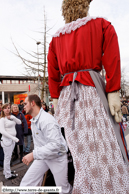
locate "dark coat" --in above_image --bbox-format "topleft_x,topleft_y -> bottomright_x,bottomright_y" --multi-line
18,104 -> 24,111
0,146 -> 4,167
11,112 -> 28,145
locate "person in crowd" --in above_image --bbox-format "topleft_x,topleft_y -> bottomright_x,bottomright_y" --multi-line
20,94 -> 72,194
122,103 -> 129,121
11,104 -> 28,163
122,97 -> 128,104
18,100 -> 24,112
42,102 -> 49,112
0,103 -> 21,179
50,103 -> 54,115
0,143 -> 4,168
23,111 -> 32,155
48,0 -> 129,193
41,99 -> 44,104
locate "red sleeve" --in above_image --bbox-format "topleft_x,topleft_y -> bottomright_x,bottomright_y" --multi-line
25,115 -> 32,129
102,19 -> 121,93
48,41 -> 62,98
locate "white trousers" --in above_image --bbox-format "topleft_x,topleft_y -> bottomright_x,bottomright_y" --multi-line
1,141 -> 15,178
20,154 -> 72,194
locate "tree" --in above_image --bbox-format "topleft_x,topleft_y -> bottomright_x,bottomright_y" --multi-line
12,9 -> 51,101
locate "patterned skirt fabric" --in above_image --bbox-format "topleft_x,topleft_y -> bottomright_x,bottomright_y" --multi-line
54,84 -> 129,194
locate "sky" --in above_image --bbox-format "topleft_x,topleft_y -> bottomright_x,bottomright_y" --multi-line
0,0 -> 129,77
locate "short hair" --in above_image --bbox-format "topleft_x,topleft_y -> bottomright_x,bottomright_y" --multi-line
28,94 -> 41,108
20,100 -> 23,103
11,104 -> 19,112
1,103 -> 10,117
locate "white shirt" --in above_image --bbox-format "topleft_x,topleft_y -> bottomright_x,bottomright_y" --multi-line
0,115 -> 21,143
31,108 -> 68,160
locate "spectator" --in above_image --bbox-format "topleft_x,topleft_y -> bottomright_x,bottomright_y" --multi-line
0,143 -> 4,167
42,102 -> 49,112
122,103 -> 128,121
18,100 -> 24,112
0,103 -> 21,179
23,112 -> 32,154
11,104 -> 28,163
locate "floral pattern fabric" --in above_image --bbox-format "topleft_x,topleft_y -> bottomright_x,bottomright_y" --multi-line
54,84 -> 129,194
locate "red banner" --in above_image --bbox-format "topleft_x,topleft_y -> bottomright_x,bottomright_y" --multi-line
14,93 -> 28,104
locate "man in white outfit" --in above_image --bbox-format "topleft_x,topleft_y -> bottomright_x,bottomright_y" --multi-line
20,94 -> 72,194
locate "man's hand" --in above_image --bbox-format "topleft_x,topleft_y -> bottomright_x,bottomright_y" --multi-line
22,152 -> 34,165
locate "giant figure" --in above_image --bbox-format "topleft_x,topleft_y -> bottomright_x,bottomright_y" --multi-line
48,0 -> 129,193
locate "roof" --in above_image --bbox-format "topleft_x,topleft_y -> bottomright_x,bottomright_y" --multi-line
0,75 -> 37,81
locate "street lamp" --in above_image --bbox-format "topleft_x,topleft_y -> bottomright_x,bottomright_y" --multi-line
36,42 -> 41,98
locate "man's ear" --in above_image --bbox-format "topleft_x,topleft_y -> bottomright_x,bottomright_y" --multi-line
31,100 -> 35,107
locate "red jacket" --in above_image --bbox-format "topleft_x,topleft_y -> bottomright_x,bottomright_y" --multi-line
48,17 -> 121,98
24,114 -> 32,129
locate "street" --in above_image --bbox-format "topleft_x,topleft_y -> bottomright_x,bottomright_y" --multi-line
0,127 -> 129,194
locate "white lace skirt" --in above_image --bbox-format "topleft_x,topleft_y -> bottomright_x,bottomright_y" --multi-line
54,84 -> 129,194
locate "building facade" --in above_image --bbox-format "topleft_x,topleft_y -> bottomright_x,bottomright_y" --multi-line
0,76 -> 49,104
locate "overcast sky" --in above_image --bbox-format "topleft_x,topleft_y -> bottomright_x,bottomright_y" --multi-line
0,0 -> 129,76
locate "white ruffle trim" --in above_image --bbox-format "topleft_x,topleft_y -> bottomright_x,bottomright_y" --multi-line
53,16 -> 98,37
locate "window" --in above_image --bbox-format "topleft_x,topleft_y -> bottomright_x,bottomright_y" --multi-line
12,80 -> 19,84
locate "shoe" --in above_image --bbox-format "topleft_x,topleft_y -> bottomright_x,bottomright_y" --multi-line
6,174 -> 18,180
3,171 -> 16,176
11,171 -> 16,174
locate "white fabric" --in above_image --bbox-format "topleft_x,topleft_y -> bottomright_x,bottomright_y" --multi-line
53,16 -> 98,37
0,115 -> 21,143
31,108 -> 68,160
1,141 -> 15,179
20,154 -> 72,194
55,84 -> 129,194
108,92 -> 122,123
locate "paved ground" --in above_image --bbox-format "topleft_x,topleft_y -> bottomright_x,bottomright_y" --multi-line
0,138 -> 57,194
0,137 -> 34,194
0,127 -> 129,194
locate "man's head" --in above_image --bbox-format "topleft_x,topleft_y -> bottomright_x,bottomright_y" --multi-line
24,94 -> 41,117
20,100 -> 24,105
42,102 -> 46,110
